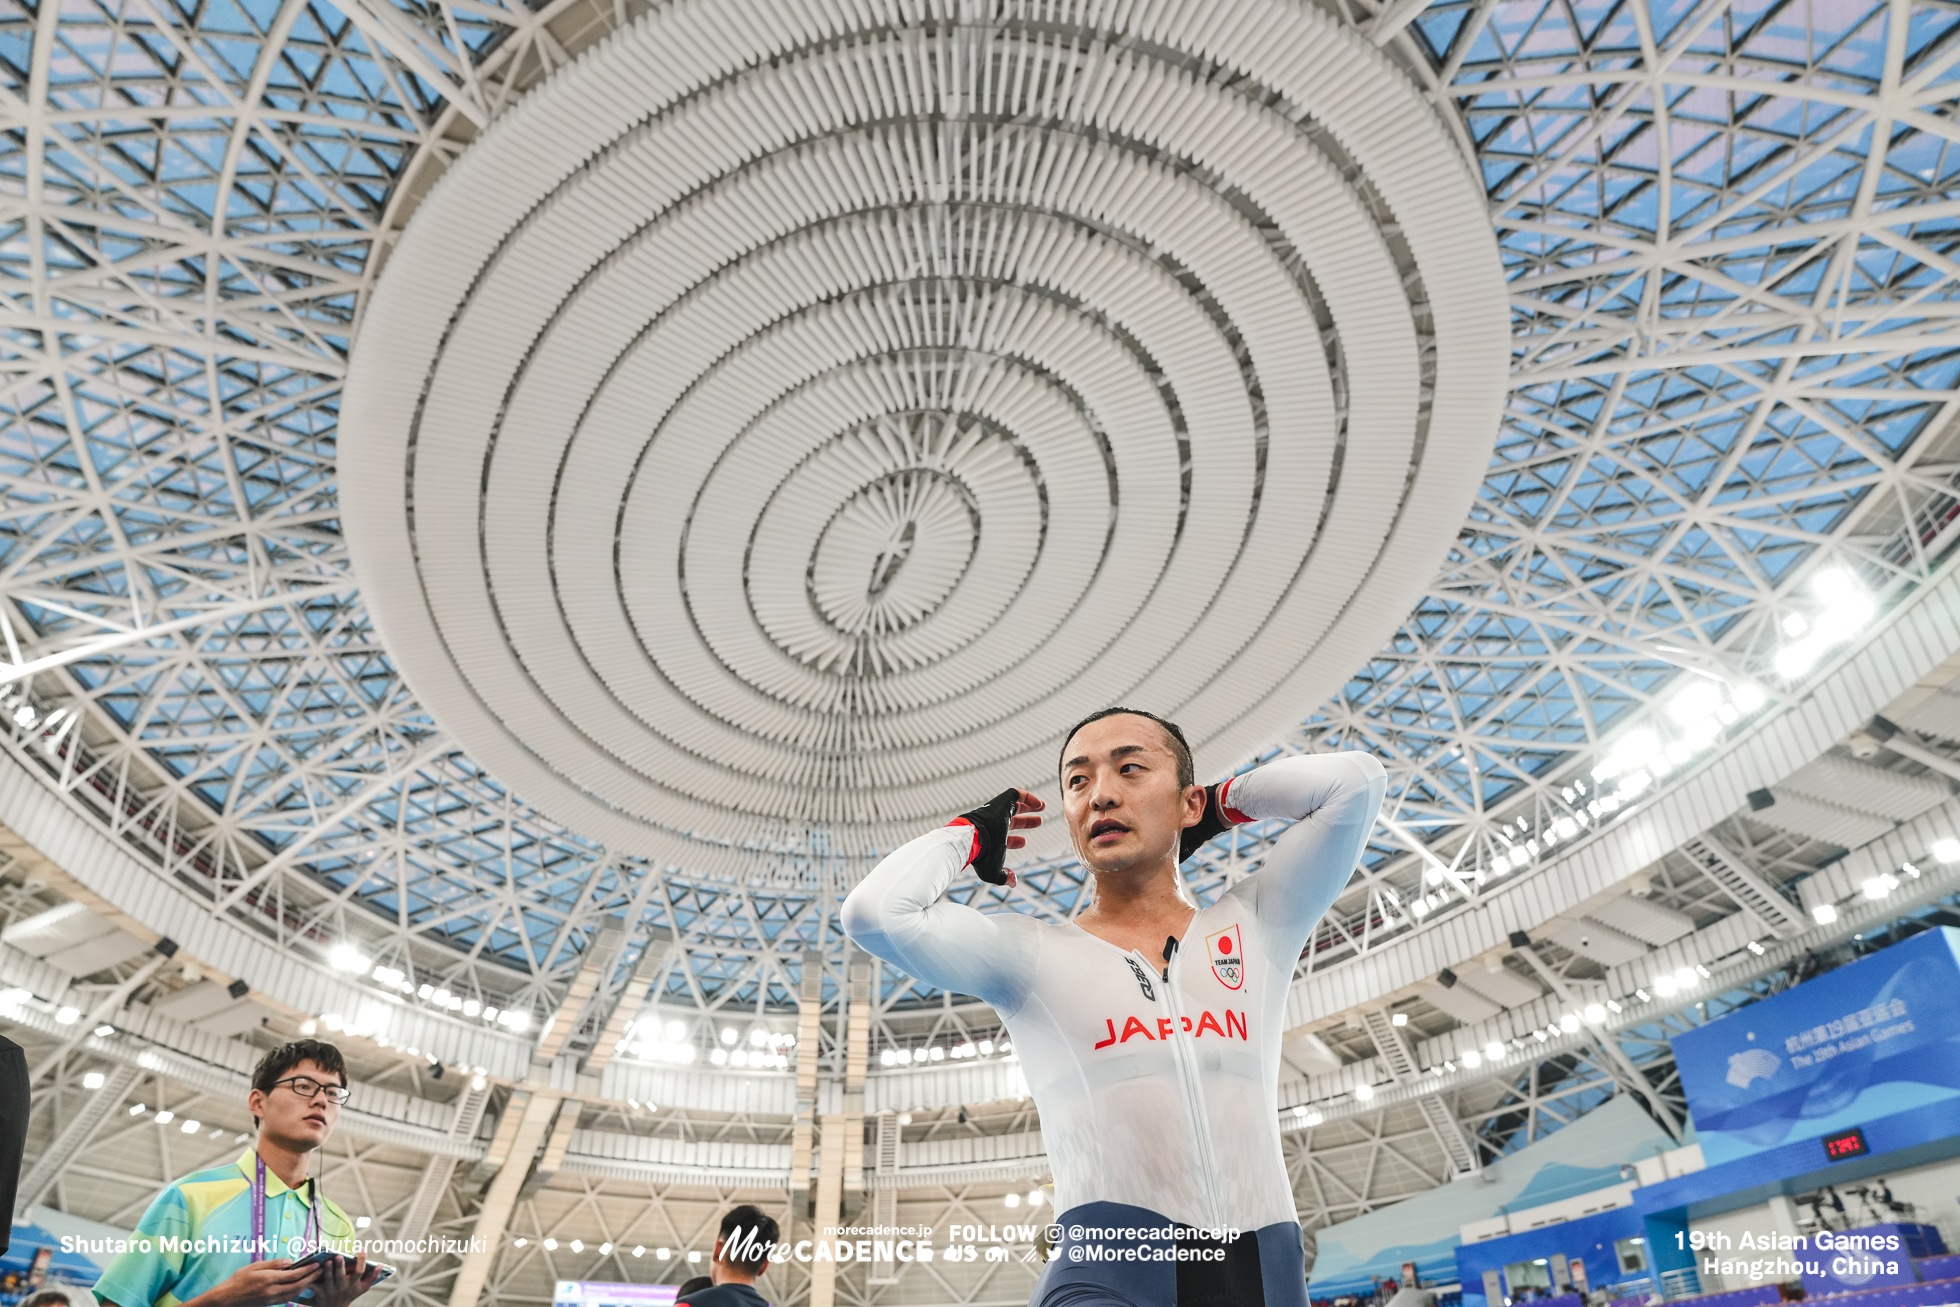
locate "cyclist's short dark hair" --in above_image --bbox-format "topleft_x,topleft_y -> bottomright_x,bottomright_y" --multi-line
249,1039 -> 346,1125
1059,707 -> 1194,789
717,1204 -> 780,1275
24,1291 -> 72,1307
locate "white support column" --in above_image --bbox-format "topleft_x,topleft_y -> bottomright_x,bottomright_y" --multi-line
535,920 -> 623,1064
583,930 -> 674,1076
449,1090 -> 562,1307
866,1111 -> 901,1286
790,949 -> 822,1240
517,1099 -> 580,1198
393,1080 -> 491,1257
810,1116 -> 846,1307
842,950 -> 868,1218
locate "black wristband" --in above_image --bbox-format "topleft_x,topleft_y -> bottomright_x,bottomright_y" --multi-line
956,788 -> 1022,885
1179,783 -> 1233,864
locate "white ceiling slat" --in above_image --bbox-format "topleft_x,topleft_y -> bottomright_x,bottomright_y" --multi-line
1780,754 -> 1951,823
1585,895 -> 1697,947
1,902 -> 110,958
1757,790 -> 1898,850
1455,963 -> 1541,1009
1422,979 -> 1501,1025
1904,688 -> 1960,742
1549,918 -> 1647,969
41,931 -> 148,977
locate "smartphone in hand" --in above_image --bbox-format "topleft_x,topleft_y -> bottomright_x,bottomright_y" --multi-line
287,1249 -> 397,1296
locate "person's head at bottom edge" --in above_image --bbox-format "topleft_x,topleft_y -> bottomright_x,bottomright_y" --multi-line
709,1204 -> 779,1286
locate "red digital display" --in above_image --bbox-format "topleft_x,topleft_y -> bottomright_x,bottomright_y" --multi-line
1823,1127 -> 1869,1161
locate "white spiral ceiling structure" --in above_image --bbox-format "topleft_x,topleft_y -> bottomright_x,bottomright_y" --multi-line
340,0 -> 1510,876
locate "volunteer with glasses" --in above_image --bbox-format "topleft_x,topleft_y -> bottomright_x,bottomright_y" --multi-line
96,1040 -> 383,1307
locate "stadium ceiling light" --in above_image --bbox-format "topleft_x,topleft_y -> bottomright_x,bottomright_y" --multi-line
1933,839 -> 1960,864
1667,683 -> 1722,727
1813,903 -> 1841,925
329,945 -> 371,975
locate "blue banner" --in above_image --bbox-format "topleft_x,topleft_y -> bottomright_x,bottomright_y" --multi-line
1672,928 -> 1960,1165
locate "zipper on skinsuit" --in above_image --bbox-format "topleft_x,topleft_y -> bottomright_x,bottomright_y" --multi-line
1135,944 -> 1228,1231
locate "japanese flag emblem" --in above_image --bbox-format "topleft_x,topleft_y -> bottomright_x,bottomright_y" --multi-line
1207,924 -> 1244,990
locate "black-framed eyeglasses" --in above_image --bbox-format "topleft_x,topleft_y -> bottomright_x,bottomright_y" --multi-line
272,1075 -> 349,1105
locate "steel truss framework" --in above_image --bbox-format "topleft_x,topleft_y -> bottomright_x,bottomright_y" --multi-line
20,855 -> 1958,1307
0,0 -> 1956,1025
2,947 -> 1748,1307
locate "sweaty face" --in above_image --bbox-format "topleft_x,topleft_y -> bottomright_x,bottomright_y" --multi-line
1059,715 -> 1202,875
249,1058 -> 342,1153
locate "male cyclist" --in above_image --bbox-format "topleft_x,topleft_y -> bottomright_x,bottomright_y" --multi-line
842,707 -> 1385,1306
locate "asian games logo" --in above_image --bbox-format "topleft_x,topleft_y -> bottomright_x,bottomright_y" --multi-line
1726,1046 -> 1780,1089
1207,924 -> 1244,990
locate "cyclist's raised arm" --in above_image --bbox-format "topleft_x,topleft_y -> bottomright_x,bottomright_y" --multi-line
842,825 -> 1039,1015
1218,752 -> 1387,958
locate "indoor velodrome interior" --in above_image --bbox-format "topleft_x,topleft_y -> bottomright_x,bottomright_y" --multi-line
2,1 -> 1960,1306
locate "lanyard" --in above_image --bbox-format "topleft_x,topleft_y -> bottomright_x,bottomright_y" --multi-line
251,1155 -> 321,1262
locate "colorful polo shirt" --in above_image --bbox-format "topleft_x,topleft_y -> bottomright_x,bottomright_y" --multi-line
94,1149 -> 355,1307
